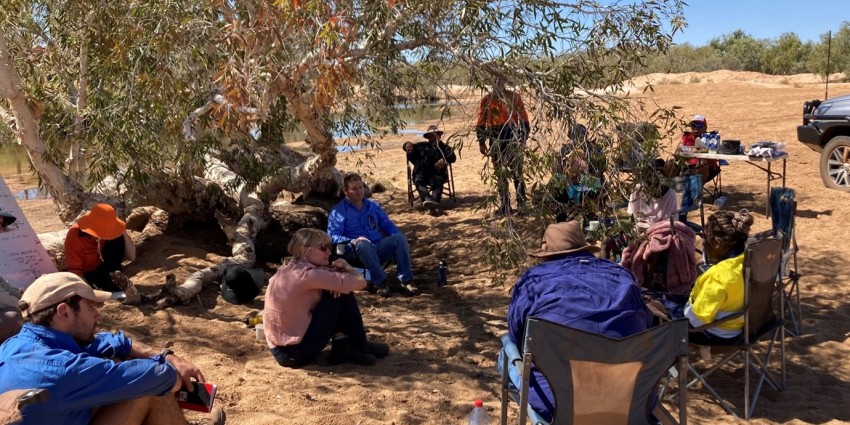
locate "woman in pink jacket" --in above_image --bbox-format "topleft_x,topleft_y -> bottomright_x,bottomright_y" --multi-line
264,228 -> 389,367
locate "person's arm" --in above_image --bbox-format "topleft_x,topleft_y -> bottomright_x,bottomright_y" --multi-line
125,338 -> 205,391
57,337 -> 179,411
441,142 -> 457,164
514,92 -> 530,124
64,230 -> 86,277
476,97 -> 490,155
371,203 -> 400,236
122,232 -> 136,262
685,277 -> 728,328
507,271 -> 533,344
297,263 -> 367,293
327,205 -> 349,244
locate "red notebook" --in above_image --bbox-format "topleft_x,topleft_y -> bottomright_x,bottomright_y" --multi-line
176,382 -> 217,413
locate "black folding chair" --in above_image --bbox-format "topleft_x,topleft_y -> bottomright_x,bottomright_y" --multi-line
684,237 -> 785,419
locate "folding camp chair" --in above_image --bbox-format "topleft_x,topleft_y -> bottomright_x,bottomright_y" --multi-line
499,318 -> 689,425
685,237 -> 785,419
769,187 -> 802,335
406,161 -> 456,208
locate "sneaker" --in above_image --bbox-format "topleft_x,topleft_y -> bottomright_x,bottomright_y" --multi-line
423,199 -> 439,210
329,347 -> 377,366
401,282 -> 421,296
363,341 -> 390,358
365,283 -> 379,294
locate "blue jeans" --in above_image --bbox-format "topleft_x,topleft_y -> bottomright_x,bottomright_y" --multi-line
352,233 -> 413,285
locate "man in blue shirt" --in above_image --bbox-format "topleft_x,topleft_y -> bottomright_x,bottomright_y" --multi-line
500,221 -> 653,423
328,172 -> 417,297
0,272 -> 224,425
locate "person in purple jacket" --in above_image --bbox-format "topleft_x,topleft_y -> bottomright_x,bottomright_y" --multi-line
0,272 -> 224,425
500,221 -> 653,423
327,172 -> 418,297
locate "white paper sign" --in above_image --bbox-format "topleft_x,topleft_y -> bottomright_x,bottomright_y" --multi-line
0,177 -> 58,289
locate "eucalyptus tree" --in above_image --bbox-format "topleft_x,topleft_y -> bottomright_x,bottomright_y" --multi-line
1,0 -> 685,283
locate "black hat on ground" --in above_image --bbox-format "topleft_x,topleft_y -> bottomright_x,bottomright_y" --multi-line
0,211 -> 16,226
220,265 -> 265,305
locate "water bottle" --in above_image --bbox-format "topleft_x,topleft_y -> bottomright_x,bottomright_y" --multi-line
437,259 -> 448,287
713,196 -> 727,208
468,400 -> 490,425
708,134 -> 717,154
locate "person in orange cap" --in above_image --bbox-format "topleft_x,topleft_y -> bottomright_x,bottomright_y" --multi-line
64,204 -> 136,294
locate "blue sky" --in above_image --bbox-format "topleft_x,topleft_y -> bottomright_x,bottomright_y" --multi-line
674,0 -> 850,46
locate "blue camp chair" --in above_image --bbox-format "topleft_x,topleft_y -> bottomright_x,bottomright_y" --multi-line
769,187 -> 801,335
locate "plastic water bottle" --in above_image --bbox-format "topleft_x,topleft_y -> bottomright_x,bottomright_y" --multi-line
713,196 -> 727,208
468,400 -> 490,425
708,134 -> 718,154
437,259 -> 448,287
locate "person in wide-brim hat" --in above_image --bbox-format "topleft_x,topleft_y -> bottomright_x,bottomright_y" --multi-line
422,125 -> 444,140
64,203 -> 137,293
529,220 -> 601,258
502,220 -> 653,422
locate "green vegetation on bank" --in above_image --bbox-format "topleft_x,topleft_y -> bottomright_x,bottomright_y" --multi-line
638,22 -> 850,79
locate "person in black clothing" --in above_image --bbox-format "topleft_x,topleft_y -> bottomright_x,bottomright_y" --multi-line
403,125 -> 457,215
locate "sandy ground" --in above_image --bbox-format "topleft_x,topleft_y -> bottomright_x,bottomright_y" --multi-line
8,72 -> 850,424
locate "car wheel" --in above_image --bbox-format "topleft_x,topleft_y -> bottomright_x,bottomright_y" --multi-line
819,136 -> 850,191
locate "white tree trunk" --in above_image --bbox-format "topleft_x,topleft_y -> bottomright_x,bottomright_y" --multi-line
0,32 -> 87,221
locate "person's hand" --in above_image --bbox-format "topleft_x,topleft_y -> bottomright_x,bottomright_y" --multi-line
166,355 -> 205,393
332,258 -> 353,272
435,158 -> 446,169
479,144 -> 488,156
332,258 -> 361,277
352,237 -> 369,246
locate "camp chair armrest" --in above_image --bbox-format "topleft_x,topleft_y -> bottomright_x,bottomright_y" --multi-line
689,311 -> 746,333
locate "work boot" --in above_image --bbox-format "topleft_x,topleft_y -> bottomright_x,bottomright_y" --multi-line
329,338 -> 376,366
363,341 -> 390,358
374,281 -> 391,298
110,271 -> 141,305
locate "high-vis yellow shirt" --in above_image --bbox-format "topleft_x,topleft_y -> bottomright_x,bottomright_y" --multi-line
684,254 -> 745,338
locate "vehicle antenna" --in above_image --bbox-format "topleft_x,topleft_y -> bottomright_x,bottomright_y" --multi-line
826,30 -> 832,100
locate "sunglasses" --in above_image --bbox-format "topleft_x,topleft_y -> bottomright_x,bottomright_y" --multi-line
689,121 -> 706,129
314,243 -> 331,253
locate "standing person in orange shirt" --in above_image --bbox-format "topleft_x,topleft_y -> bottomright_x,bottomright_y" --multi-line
476,77 -> 530,217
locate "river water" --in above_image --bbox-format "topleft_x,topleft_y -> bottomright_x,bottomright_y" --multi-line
0,103 -> 444,199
